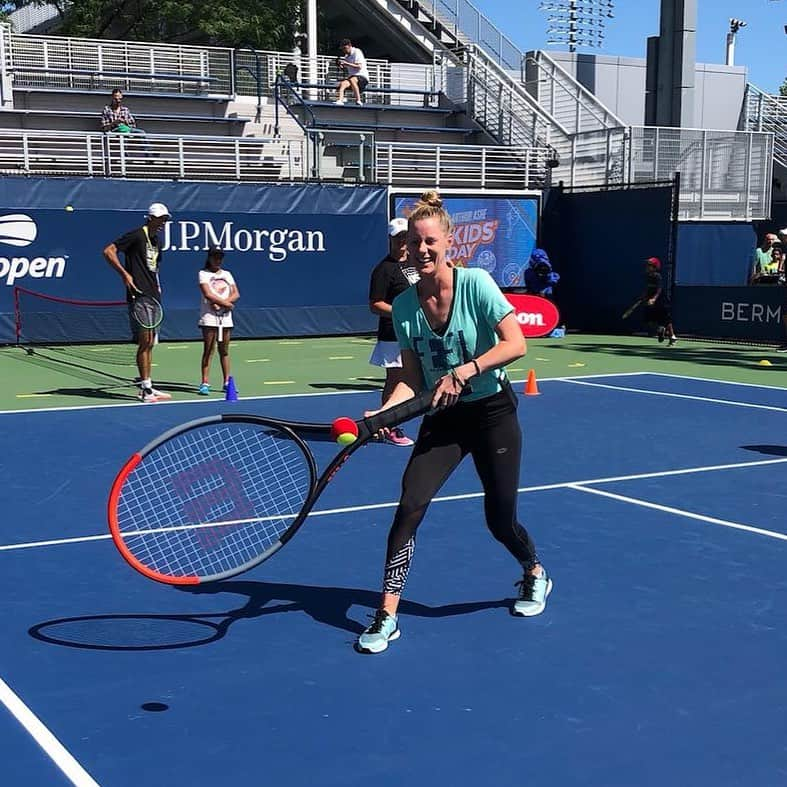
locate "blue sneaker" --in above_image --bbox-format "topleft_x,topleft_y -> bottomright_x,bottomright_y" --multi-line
198,382 -> 210,395
512,569 -> 552,617
356,609 -> 400,654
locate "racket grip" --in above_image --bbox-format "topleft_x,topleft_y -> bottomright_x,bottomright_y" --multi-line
364,390 -> 434,432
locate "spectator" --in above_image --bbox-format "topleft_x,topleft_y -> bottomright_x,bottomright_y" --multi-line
776,246 -> 787,353
368,217 -> 420,447
334,38 -> 369,106
101,88 -> 148,143
751,233 -> 779,284
523,248 -> 560,300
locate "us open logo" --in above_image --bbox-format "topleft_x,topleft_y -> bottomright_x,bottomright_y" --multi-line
0,214 -> 37,247
0,214 -> 67,285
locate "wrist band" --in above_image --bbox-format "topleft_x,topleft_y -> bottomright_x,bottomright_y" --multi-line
451,368 -> 466,388
471,358 -> 481,377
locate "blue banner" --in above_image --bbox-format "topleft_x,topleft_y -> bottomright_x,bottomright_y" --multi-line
675,223 -> 757,286
392,193 -> 539,287
0,180 -> 388,343
674,285 -> 785,342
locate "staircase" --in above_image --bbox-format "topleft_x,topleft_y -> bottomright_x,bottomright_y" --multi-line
743,84 -> 787,168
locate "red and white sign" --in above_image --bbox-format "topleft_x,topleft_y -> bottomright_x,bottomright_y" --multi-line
504,294 -> 560,338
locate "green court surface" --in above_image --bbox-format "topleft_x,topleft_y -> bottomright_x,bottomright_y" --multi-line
0,334 -> 785,412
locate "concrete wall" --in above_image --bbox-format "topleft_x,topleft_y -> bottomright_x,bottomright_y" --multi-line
544,52 -> 747,130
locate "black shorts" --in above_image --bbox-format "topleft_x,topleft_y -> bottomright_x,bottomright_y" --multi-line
347,75 -> 368,91
644,300 -> 672,325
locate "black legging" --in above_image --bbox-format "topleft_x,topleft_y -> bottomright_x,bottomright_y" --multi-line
382,389 -> 538,595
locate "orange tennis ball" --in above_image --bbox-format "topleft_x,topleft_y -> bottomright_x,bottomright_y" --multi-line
331,417 -> 358,445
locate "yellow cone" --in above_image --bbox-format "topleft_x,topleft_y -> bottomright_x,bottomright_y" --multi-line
758,359 -> 772,366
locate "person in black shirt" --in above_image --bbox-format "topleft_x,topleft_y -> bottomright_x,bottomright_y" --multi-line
642,256 -> 677,346
103,202 -> 172,402
368,217 -> 420,446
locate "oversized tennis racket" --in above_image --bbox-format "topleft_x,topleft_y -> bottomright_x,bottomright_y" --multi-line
208,277 -> 232,342
131,293 -> 164,329
621,298 -> 642,320
108,391 -> 433,585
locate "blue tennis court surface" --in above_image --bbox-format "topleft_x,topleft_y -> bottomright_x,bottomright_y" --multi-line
1,372 -> 786,787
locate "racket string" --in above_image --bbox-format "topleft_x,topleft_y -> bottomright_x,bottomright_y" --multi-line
117,423 -> 313,578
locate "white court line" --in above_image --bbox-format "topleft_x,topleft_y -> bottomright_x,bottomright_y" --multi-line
0,676 -> 100,787
0,371 -> 649,417
2,456 -> 786,553
569,484 -> 787,542
560,379 -> 787,413
645,371 -> 787,393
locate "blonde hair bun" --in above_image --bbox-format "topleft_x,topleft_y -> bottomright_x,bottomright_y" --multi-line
417,190 -> 443,210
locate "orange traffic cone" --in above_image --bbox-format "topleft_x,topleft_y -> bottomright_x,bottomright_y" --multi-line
524,368 -> 540,396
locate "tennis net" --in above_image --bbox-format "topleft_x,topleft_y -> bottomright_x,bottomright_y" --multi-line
14,286 -> 132,344
13,286 -> 136,365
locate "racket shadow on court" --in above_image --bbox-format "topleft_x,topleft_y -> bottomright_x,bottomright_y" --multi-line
741,444 -> 787,457
28,580 -> 509,651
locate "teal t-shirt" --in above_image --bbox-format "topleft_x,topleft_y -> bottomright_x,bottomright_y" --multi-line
392,267 -> 514,403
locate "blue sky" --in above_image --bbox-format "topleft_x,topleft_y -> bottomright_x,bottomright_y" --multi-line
472,0 -> 786,92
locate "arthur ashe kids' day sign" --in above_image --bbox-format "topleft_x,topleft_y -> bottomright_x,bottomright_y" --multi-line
393,194 -> 539,289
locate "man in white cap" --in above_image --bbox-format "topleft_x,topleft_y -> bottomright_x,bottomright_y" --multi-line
103,203 -> 172,403
368,217 -> 420,446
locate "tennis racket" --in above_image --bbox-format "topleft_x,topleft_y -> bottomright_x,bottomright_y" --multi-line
621,299 -> 642,320
131,293 -> 164,330
208,278 -> 231,342
107,391 -> 433,585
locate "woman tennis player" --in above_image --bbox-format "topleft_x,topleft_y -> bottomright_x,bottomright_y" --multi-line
197,246 -> 239,395
356,191 -> 551,654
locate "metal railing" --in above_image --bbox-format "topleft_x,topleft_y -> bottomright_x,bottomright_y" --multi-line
0,129 -> 306,181
0,129 -> 105,176
465,45 -> 563,150
7,32 -> 233,95
626,127 -> 773,220
376,141 -> 552,189
743,83 -> 786,167
308,128 -> 376,183
523,50 -> 624,134
416,0 -> 522,71
4,28 -> 440,105
552,126 -> 628,187
0,128 -> 550,190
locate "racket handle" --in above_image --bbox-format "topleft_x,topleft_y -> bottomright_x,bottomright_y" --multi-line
364,390 -> 434,432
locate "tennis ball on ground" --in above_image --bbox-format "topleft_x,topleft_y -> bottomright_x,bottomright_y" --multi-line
64,205 -> 74,212
331,416 -> 358,445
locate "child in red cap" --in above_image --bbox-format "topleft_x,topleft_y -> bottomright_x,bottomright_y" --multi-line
642,257 -> 677,346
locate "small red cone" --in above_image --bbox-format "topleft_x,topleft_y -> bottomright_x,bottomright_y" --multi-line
524,369 -> 540,396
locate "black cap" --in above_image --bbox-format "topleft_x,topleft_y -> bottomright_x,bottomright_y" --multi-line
207,245 -> 224,258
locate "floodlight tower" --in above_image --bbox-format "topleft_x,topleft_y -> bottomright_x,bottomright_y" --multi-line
725,18 -> 746,66
539,0 -> 615,52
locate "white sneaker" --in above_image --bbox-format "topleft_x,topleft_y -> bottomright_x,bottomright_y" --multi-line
138,388 -> 159,404
512,569 -> 552,617
334,98 -> 346,105
356,98 -> 364,106
149,387 -> 172,400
